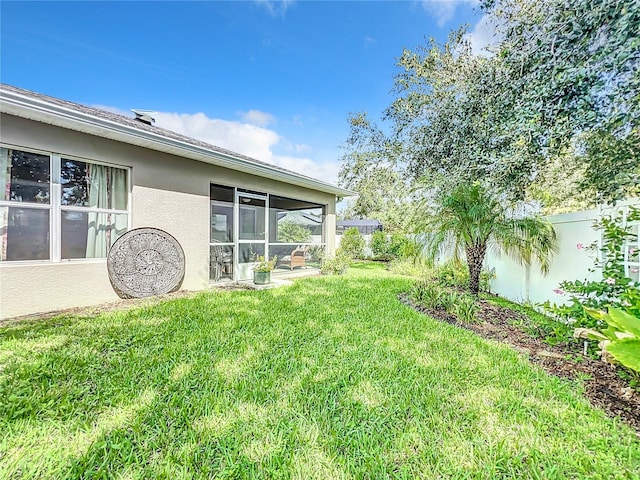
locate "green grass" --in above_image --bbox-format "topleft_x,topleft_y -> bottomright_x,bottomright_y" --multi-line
1,263 -> 638,479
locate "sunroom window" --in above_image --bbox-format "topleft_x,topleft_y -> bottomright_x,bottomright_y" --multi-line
0,146 -> 129,262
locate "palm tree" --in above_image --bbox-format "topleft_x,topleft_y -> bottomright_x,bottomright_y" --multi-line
420,183 -> 558,294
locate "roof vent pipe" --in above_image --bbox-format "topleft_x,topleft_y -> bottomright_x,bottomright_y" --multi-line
131,109 -> 156,125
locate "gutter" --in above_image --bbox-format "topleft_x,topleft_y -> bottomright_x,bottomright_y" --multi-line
0,87 -> 355,198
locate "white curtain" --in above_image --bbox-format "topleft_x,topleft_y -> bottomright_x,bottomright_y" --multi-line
86,164 -> 127,257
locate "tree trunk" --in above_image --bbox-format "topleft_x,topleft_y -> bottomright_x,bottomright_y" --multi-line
466,243 -> 487,295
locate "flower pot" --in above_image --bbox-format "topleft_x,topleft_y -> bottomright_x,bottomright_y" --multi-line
253,271 -> 271,285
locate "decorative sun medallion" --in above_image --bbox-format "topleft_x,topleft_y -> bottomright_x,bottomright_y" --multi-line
107,227 -> 185,299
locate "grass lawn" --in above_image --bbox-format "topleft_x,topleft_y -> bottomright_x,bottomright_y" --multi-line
1,263 -> 639,479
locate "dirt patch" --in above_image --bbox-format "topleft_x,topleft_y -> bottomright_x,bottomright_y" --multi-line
399,294 -> 640,435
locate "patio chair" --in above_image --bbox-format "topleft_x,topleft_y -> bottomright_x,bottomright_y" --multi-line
210,244 -> 232,281
277,246 -> 309,270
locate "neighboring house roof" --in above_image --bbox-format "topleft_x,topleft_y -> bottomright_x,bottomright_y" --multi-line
337,219 -> 382,227
0,84 -> 355,197
277,211 -> 322,226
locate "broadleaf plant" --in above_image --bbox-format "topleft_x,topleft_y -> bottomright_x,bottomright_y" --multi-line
575,307 -> 640,373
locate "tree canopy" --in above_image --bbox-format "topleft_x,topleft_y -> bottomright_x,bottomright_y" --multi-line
339,0 -> 639,213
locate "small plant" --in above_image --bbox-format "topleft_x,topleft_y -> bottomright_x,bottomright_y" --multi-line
411,282 -> 446,309
321,250 -> 351,275
410,281 -> 478,323
253,256 -> 277,272
340,228 -> 366,259
432,260 -> 469,289
574,307 -> 640,374
451,296 -> 478,323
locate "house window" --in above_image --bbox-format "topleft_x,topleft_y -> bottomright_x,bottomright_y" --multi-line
60,159 -> 128,259
0,146 -> 129,262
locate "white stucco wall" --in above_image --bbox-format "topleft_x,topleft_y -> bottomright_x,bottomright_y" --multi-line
0,114 -> 337,319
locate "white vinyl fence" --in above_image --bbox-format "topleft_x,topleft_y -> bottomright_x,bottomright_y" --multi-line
486,200 -> 640,306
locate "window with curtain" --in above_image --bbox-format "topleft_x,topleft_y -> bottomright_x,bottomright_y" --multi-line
0,146 -> 129,262
60,159 -> 128,259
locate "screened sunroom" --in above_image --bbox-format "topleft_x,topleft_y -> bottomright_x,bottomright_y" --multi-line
209,183 -> 325,282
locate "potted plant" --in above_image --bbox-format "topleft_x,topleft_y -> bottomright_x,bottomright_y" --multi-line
253,255 -> 277,285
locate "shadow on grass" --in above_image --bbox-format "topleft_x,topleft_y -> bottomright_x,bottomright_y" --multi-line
1,263 -> 639,478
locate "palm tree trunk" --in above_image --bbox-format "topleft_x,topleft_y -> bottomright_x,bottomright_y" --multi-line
466,243 -> 487,295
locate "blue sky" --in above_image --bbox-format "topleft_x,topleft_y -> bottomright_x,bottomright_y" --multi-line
1,1 -> 493,185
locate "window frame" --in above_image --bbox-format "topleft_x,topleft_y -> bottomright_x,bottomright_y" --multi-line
0,143 -> 131,264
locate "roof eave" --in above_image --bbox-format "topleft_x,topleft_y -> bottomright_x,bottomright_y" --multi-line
0,89 -> 356,198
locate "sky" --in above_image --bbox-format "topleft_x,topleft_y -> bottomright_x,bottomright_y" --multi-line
0,1 -> 495,187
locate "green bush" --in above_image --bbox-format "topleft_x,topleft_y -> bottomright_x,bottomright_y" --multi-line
321,250 -> 351,275
401,237 -> 424,264
340,228 -> 366,259
432,260 -> 469,289
370,230 -> 389,257
388,233 -> 410,259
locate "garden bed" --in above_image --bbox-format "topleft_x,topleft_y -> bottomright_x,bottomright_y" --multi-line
400,293 -> 640,435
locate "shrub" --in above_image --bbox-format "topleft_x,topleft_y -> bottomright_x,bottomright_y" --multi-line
340,228 -> 365,259
308,245 -> 324,263
388,233 -> 410,259
432,260 -> 469,289
370,230 -> 389,257
321,250 -> 351,275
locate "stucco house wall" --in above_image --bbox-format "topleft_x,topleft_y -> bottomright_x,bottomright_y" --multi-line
0,108 -> 340,319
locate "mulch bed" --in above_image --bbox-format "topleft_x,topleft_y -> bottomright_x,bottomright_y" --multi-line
399,293 -> 640,436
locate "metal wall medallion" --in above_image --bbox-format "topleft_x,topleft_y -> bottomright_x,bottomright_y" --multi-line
107,227 -> 185,299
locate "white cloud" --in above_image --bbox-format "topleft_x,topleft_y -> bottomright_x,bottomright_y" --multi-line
255,0 -> 295,17
271,155 -> 340,185
463,13 -> 503,56
153,111 -> 279,161
420,0 -> 479,27
238,109 -> 276,127
148,111 -> 339,184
